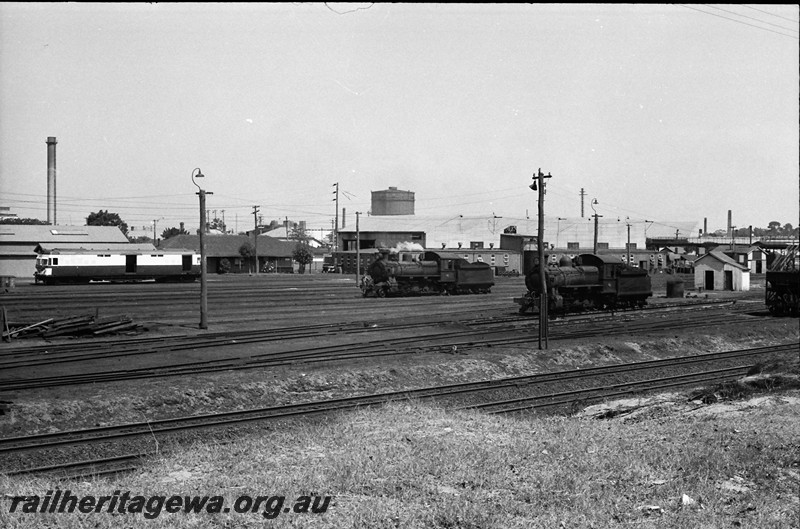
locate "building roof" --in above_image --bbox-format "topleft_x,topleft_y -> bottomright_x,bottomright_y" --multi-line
35,243 -> 157,254
159,234 -> 297,258
0,224 -> 129,243
710,244 -> 760,254
0,225 -> 132,258
338,214 -> 700,250
694,251 -> 749,270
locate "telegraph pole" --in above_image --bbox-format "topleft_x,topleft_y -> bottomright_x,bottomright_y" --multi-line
591,199 -> 602,254
332,183 -> 339,248
580,188 -> 586,218
530,168 -> 552,350
355,211 -> 362,287
252,206 -> 260,275
333,182 -> 340,270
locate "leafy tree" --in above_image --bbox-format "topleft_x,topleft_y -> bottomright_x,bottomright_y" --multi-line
217,258 -> 231,274
161,226 -> 188,240
86,210 -> 128,235
239,242 -> 256,273
289,225 -> 310,244
127,235 -> 153,244
0,217 -> 48,225
208,216 -> 226,233
292,244 -> 314,274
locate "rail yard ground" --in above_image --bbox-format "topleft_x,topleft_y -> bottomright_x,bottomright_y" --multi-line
0,273 -> 798,528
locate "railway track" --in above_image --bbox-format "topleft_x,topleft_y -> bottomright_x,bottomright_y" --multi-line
2,343 -> 794,478
0,303 -> 758,391
0,277 -> 522,323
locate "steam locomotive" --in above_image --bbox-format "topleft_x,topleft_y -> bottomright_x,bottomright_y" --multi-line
360,250 -> 494,297
517,253 -> 652,314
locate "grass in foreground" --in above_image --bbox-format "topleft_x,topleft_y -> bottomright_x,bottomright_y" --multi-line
1,393 -> 798,528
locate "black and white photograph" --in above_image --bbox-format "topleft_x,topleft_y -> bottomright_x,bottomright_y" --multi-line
1,3 -> 798,528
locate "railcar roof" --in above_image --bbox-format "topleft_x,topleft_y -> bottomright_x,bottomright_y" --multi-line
36,244 -> 191,255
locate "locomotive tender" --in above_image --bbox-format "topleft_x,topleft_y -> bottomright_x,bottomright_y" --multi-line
517,253 -> 652,314
34,249 -> 201,284
765,245 -> 799,316
361,250 -> 494,297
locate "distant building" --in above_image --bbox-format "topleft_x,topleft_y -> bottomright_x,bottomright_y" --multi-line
693,251 -> 750,291
711,244 -> 768,274
337,213 -> 699,255
371,187 -> 415,215
159,234 -> 298,273
0,225 -> 132,280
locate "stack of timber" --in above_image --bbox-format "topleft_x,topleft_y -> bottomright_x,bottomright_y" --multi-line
1,312 -> 144,341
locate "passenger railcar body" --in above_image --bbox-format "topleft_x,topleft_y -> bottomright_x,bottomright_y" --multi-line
517,253 -> 651,314
360,250 -> 494,297
34,250 -> 201,284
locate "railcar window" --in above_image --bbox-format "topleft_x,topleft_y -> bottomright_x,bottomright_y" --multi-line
52,258 -> 59,265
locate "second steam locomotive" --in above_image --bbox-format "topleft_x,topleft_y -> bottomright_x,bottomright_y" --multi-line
361,250 -> 494,297
517,253 -> 652,314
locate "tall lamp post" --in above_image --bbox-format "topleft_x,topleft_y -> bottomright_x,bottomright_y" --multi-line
192,168 -> 212,329
626,217 -> 631,266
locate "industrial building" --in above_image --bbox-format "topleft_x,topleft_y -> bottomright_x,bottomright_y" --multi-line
337,213 -> 697,256
0,225 -> 135,281
371,187 -> 415,215
159,234 -> 300,274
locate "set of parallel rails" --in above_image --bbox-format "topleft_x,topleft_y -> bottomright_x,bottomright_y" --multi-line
0,304 -> 757,391
0,299 -> 738,363
3,343 -> 795,478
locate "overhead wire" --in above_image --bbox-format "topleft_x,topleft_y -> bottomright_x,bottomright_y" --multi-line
702,4 -> 799,34
741,4 -> 799,24
677,4 -> 799,39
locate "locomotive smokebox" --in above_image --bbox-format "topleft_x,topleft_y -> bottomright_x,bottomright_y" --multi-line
47,136 -> 57,225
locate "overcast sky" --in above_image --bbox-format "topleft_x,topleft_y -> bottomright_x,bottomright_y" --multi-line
1,3 -> 797,235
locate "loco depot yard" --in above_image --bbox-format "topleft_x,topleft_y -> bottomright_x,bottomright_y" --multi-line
0,273 -> 798,528
1,4 -> 798,528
